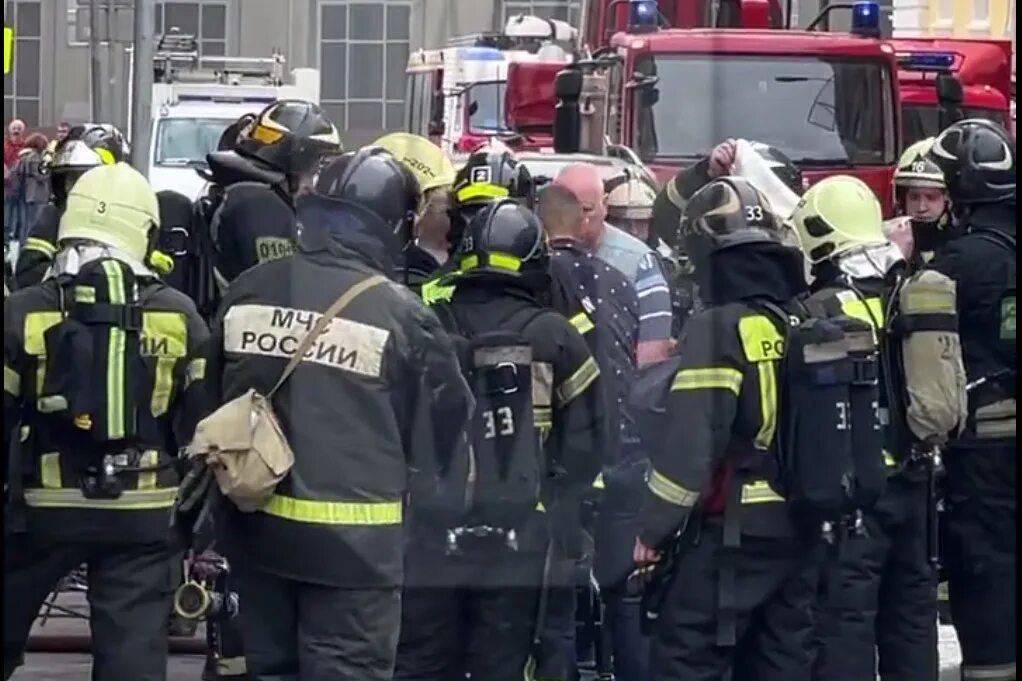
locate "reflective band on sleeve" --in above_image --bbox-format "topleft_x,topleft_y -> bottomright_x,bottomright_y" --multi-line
555,357 -> 600,407
976,418 -> 1016,439
185,358 -> 206,389
137,450 -> 159,490
23,237 -> 56,258
592,472 -> 605,489
216,657 -> 248,676
40,452 -> 62,489
671,367 -> 743,395
569,312 -> 595,335
4,364 -> 20,397
102,261 -> 127,440
740,481 -> 785,504
665,178 -> 685,209
754,362 -> 777,450
883,450 -> 897,468
261,495 -> 403,525
648,469 -> 699,507
24,487 -> 178,510
961,662 -> 1017,680
151,357 -> 176,417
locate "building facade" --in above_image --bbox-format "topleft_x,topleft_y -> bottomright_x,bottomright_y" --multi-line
7,0 -> 885,145
893,0 -> 1015,74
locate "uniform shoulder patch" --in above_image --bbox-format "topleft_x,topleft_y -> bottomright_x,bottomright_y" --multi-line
737,314 -> 785,363
223,303 -> 391,378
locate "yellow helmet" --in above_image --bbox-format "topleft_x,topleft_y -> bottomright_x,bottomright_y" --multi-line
58,163 -> 160,262
790,175 -> 885,264
605,177 -> 658,220
372,132 -> 456,194
894,138 -> 946,190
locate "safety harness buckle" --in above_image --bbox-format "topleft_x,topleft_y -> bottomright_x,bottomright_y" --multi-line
483,362 -> 520,396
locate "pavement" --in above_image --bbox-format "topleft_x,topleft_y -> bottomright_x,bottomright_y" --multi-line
12,593 -> 965,680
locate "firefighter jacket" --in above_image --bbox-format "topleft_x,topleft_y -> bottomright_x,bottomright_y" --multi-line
205,196 -> 474,589
434,282 -> 608,555
640,244 -> 808,548
395,242 -> 444,295
3,269 -> 209,544
650,157 -> 712,249
14,203 -> 60,289
927,203 -> 1016,439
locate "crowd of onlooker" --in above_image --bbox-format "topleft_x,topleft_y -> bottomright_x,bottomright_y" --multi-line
4,119 -> 71,244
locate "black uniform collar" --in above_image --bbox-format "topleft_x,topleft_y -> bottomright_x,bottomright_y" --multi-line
965,202 -> 1017,235
295,194 -> 399,277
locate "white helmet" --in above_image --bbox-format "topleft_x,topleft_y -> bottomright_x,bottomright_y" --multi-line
606,177 -> 658,220
58,163 -> 160,262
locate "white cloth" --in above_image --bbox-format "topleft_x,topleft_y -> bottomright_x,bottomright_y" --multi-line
731,138 -> 802,223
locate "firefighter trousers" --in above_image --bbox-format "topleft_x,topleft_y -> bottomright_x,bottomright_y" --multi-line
232,566 -> 400,681
811,473 -> 938,681
943,442 -> 1016,681
392,550 -> 545,681
3,533 -> 178,681
649,522 -> 821,681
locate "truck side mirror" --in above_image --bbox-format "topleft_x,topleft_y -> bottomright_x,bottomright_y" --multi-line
553,68 -> 583,154
936,73 -> 964,130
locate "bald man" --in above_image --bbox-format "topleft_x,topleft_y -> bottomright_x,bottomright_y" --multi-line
553,163 -> 673,367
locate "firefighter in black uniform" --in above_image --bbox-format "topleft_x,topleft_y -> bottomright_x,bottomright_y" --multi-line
13,123 -> 130,289
635,176 -> 818,681
926,118 -> 1017,681
790,175 -> 944,681
419,143 -> 536,304
393,199 -> 606,681
3,163 -> 209,680
202,146 -> 473,681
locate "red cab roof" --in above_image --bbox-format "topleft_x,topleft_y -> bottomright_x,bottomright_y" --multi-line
613,28 -> 896,58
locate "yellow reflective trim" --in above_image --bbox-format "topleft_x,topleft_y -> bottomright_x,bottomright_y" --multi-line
754,361 -> 777,450
421,279 -> 456,305
150,357 -> 175,417
648,469 -> 700,507
185,358 -> 206,389
217,657 -> 247,676
261,495 -> 403,525
137,450 -> 159,490
555,357 -> 600,407
24,487 -> 178,510
20,426 -> 30,442
40,453 -> 62,489
975,418 -> 1016,439
74,286 -> 96,303
94,148 -> 115,165
142,311 -> 188,357
4,364 -> 20,397
532,362 -> 553,407
102,261 -> 127,440
883,450 -> 897,467
4,26 -> 12,75
533,406 -> 552,428
738,315 -> 785,362
569,312 -> 595,335
455,183 -> 510,203
24,311 -> 63,356
460,252 -> 522,273
664,178 -> 684,209
671,367 -> 743,396
23,237 -> 56,258
740,481 -> 785,504
250,123 -> 284,144
535,501 -> 545,512
592,472 -> 605,490
838,294 -> 885,328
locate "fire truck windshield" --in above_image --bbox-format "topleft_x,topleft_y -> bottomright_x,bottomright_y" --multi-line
902,105 -> 1008,147
154,117 -> 231,167
632,54 -> 896,167
467,82 -> 512,133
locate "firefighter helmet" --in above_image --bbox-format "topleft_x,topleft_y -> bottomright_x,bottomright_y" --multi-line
789,175 -> 885,264
455,198 -> 549,286
236,99 -> 343,178
928,118 -> 1015,205
895,138 -> 946,191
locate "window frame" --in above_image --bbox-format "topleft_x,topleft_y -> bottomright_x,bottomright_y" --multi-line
5,0 -> 43,128
65,0 -> 229,56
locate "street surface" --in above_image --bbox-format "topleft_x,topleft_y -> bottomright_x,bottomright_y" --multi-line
13,593 -> 965,680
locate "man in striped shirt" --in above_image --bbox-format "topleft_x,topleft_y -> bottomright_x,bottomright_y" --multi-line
554,164 -> 674,367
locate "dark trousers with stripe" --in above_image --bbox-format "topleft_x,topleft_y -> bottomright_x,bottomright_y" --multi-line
649,522 -> 820,681
943,442 -> 1016,681
811,473 -> 939,681
233,566 -> 401,681
3,533 -> 178,681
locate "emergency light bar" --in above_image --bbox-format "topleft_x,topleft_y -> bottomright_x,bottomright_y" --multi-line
176,93 -> 277,105
897,52 -> 956,72
630,0 -> 659,31
850,1 -> 881,38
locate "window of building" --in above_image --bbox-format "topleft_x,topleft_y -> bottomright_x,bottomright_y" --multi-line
971,0 -> 990,27
502,0 -> 581,25
66,0 -> 227,56
935,0 -> 954,23
319,0 -> 410,147
5,0 -> 42,128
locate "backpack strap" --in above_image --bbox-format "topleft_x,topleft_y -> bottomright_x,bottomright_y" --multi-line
267,274 -> 388,398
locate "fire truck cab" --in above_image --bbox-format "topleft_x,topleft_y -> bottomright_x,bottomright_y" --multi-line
541,1 -> 903,212
404,14 -> 576,160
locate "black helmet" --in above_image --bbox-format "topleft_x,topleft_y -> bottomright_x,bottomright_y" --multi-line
928,118 -> 1015,206
236,100 -> 343,180
217,112 -> 259,151
313,146 -> 421,242
750,141 -> 805,195
48,123 -> 130,206
454,199 -> 549,289
453,145 -> 535,208
680,176 -> 786,266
